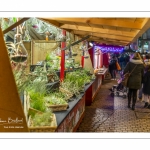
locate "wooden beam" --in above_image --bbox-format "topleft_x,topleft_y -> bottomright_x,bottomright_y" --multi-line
44,18 -> 144,30
74,30 -> 133,41
92,39 -> 127,46
88,18 -> 143,30
90,37 -> 128,44
3,18 -> 30,34
41,18 -> 89,24
60,24 -> 137,37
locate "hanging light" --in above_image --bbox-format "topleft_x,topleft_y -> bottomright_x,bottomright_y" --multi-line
89,42 -> 93,47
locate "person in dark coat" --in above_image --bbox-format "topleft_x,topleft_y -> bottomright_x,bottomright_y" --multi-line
118,54 -> 125,71
138,54 -> 150,101
109,56 -> 117,80
142,65 -> 150,108
123,52 -> 144,110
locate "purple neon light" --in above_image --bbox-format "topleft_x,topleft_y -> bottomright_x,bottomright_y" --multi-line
94,45 -> 124,52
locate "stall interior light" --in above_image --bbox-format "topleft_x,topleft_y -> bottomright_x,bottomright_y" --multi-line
89,42 -> 93,47
94,45 -> 124,52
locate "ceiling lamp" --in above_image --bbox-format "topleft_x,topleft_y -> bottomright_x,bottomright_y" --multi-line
89,42 -> 93,47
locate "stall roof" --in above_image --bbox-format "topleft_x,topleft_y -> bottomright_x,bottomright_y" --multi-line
39,18 -> 150,46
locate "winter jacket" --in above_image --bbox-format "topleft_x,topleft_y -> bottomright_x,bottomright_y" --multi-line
119,56 -> 124,62
109,59 -> 117,70
142,71 -> 150,95
123,58 -> 144,89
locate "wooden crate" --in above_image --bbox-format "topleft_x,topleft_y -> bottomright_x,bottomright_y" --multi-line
23,91 -> 30,122
47,104 -> 69,112
28,114 -> 57,132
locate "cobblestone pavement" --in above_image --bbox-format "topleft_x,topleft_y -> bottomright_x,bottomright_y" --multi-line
77,79 -> 150,132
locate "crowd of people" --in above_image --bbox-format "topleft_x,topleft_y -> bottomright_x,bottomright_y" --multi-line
108,52 -> 150,110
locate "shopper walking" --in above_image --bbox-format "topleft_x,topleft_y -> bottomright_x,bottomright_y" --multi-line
142,65 -> 150,109
109,56 -> 117,80
123,52 -> 144,110
118,54 -> 125,71
138,54 -> 150,101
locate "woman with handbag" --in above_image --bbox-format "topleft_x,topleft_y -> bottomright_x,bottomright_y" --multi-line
123,52 -> 144,110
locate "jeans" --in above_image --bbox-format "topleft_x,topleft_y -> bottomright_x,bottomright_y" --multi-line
128,88 -> 138,106
110,69 -> 116,79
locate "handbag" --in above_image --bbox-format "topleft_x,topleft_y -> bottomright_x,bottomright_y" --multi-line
116,62 -> 121,70
122,65 -> 137,87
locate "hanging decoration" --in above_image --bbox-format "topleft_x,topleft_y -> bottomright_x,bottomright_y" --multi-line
23,18 -> 57,40
5,18 -> 28,63
80,41 -> 90,59
55,29 -> 66,42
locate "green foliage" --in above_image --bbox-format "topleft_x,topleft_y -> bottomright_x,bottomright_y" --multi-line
44,92 -> 67,105
13,66 -> 33,93
59,69 -> 93,98
45,53 -> 51,61
29,92 -> 46,112
31,111 -> 53,127
27,80 -> 47,94
12,17 -> 17,23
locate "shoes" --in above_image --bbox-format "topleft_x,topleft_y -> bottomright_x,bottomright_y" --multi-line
144,102 -> 149,108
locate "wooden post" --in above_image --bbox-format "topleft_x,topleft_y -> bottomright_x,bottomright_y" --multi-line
81,50 -> 84,68
60,30 -> 66,81
0,28 -> 28,132
81,41 -> 85,68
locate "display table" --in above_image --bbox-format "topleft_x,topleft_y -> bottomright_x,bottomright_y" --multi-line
85,68 -> 108,106
55,81 -> 94,132
54,69 -> 108,132
97,68 -> 108,80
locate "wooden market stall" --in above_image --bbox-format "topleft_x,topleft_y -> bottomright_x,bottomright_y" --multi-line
1,17 -> 150,132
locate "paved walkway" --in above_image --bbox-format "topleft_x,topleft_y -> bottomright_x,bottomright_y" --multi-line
77,78 -> 150,132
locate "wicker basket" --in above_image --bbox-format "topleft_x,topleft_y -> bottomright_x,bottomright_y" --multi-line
47,104 -> 69,112
28,114 -> 57,132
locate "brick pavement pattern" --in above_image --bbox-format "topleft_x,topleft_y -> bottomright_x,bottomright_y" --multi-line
77,79 -> 150,132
